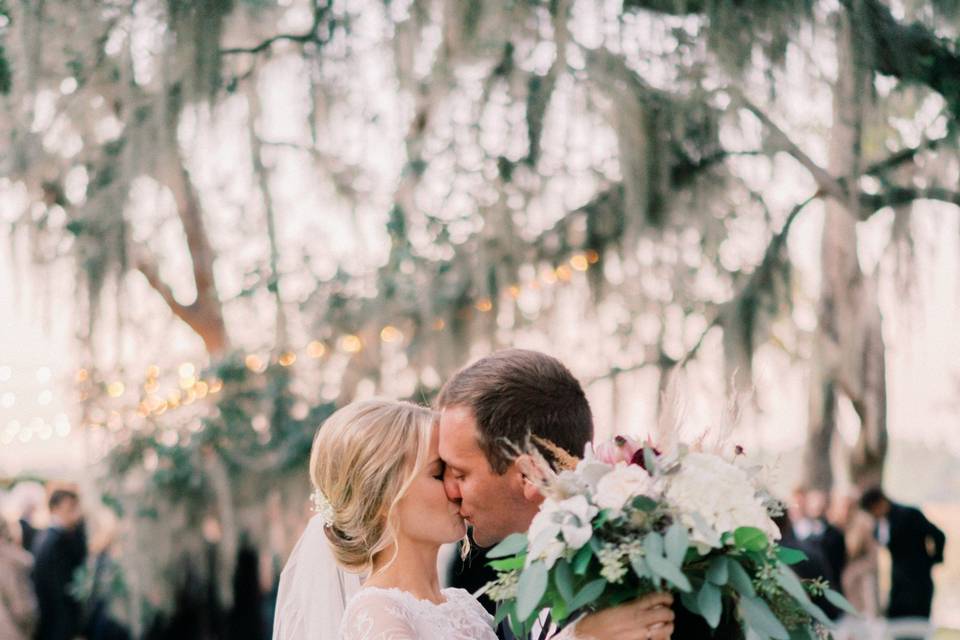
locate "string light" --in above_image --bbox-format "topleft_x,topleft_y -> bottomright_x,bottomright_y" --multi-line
380,326 -> 403,343
59,251 -> 603,428
339,335 -> 363,353
245,354 -> 266,373
306,341 -> 326,358
570,254 -> 589,272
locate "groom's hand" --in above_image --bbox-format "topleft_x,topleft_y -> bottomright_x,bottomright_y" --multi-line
572,592 -> 674,640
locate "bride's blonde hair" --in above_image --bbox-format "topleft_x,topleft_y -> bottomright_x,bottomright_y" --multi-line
309,398 -> 434,573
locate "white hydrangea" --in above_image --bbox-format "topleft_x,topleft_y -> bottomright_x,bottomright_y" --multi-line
664,452 -> 781,549
594,463 -> 657,517
526,494 -> 598,569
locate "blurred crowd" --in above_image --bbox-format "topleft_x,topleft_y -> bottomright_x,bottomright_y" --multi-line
1,481 -> 279,640
777,485 -> 946,638
0,484 -> 130,640
0,481 -> 948,640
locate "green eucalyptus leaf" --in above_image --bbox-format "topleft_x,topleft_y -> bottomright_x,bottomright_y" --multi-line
698,582 -> 723,628
568,579 -> 607,612
555,560 -> 575,603
824,588 -> 858,616
665,522 -> 689,566
707,556 -> 729,585
488,533 -> 529,559
739,595 -> 790,640
516,561 -> 548,621
728,560 -> 756,597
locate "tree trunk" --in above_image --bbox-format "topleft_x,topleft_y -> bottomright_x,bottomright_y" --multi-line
804,3 -> 888,491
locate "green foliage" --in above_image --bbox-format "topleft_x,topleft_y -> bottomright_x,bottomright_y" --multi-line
0,45 -> 11,95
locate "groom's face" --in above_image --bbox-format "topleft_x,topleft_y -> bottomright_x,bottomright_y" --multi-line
438,405 -> 540,547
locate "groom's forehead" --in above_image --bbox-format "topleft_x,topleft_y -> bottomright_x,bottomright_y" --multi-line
439,406 -> 483,452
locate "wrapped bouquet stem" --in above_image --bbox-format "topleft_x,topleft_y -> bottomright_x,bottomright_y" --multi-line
482,436 -> 856,639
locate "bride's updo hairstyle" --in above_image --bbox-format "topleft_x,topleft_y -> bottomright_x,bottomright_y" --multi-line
309,398 -> 434,573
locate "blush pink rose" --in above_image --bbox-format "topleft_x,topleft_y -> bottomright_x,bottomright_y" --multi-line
594,435 -> 643,465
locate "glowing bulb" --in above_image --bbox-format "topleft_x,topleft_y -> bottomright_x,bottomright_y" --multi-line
278,351 -> 297,367
146,365 -> 160,379
570,254 -> 589,272
36,367 -> 52,383
380,326 -> 403,343
107,382 -> 125,397
178,363 -> 195,378
586,249 -> 600,264
555,266 -> 572,282
245,354 -> 266,373
508,285 -> 521,299
75,368 -> 89,383
475,299 -> 493,312
208,380 -> 224,394
307,341 -> 326,358
339,335 -> 363,353
432,319 -> 446,331
179,375 -> 197,389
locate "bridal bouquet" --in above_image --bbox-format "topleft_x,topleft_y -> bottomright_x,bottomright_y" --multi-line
483,436 -> 855,639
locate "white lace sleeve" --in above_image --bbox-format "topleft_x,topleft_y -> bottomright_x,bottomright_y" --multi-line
339,590 -> 417,640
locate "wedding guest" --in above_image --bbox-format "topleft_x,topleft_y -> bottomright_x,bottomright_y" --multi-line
10,481 -> 45,554
803,489 -> 847,597
831,494 -> 880,617
773,513 -> 840,619
83,513 -> 131,640
32,488 -> 88,640
0,518 -> 37,640
859,487 -> 945,619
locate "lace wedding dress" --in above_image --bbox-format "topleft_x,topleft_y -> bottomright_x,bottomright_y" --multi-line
339,586 -> 497,640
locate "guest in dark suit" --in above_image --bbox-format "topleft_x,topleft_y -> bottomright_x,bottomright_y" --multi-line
799,490 -> 847,612
859,487 -> 945,619
31,489 -> 87,640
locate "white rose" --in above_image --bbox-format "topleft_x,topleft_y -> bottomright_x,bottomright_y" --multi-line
665,452 -> 780,549
594,463 -> 657,517
525,495 -> 598,568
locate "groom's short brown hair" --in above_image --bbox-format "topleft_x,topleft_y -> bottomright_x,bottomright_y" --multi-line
437,349 -> 594,474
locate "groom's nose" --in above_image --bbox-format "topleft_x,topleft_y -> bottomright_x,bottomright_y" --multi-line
443,470 -> 461,503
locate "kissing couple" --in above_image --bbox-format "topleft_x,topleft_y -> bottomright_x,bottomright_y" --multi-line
274,349 -> 675,640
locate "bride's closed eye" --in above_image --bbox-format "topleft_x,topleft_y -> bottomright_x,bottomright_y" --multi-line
430,461 -> 445,481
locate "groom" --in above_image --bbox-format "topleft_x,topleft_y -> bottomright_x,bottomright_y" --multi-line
438,349 -> 675,640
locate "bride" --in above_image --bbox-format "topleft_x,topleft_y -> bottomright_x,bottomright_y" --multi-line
274,398 -> 496,639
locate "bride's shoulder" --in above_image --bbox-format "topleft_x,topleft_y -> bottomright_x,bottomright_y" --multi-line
441,588 -> 493,618
346,586 -> 414,610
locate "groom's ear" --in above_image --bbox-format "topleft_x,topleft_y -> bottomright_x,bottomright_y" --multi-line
514,454 -> 545,504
